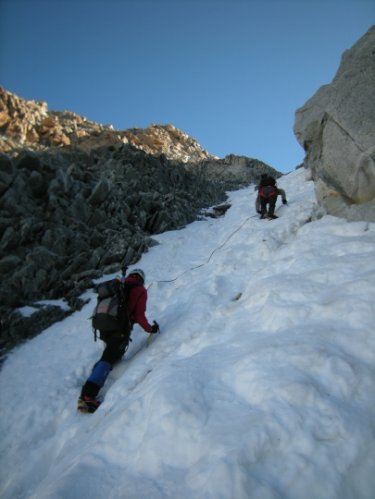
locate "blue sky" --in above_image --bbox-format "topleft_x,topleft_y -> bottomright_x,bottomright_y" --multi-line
0,0 -> 373,173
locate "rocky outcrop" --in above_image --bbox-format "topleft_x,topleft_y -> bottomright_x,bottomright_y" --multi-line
294,26 -> 375,221
190,154 -> 281,190
123,124 -> 215,163
0,88 -> 214,162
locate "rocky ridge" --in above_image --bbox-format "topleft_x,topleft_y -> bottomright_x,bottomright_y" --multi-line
0,87 -> 214,162
0,88 -> 279,357
191,154 -> 282,189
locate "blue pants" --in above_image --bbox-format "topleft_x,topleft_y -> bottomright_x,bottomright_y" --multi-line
81,333 -> 129,398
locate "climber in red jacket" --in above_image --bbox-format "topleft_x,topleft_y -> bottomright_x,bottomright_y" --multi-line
78,269 -> 159,412
255,175 -> 288,219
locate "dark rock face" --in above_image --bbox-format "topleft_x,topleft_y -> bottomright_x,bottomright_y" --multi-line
0,145 -> 227,356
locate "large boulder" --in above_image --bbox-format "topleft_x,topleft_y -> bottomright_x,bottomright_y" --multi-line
294,26 -> 375,221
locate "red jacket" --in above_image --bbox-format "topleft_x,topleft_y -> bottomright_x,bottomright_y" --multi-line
259,185 -> 278,199
125,276 -> 153,333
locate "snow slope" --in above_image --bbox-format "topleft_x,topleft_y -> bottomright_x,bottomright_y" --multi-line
1,168 -> 375,499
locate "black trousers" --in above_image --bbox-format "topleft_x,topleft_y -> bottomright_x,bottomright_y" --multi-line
260,196 -> 277,216
99,331 -> 130,364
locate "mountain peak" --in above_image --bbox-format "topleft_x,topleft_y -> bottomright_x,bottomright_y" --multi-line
0,87 -> 215,163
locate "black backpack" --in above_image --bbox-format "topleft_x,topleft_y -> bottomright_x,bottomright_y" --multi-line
91,278 -> 135,340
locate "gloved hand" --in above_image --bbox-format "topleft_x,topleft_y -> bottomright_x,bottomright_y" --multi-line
282,199 -> 288,205
150,321 -> 160,334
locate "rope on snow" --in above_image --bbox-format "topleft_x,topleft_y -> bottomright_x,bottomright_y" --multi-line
154,214 -> 258,284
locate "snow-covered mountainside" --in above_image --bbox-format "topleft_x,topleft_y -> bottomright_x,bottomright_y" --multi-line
1,169 -> 375,499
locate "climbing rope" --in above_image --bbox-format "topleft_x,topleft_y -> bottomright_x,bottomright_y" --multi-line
154,214 -> 258,284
